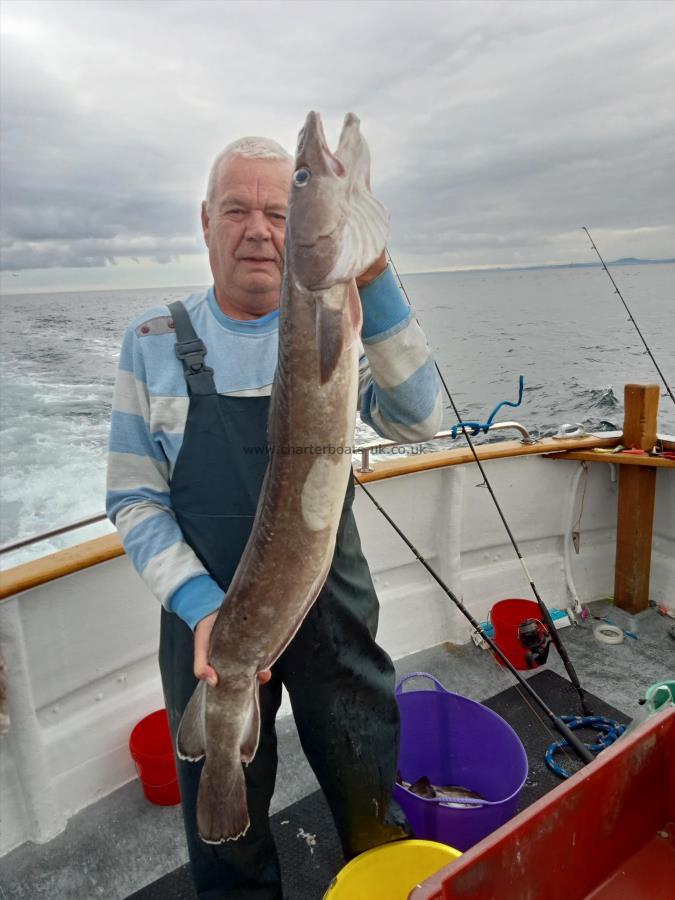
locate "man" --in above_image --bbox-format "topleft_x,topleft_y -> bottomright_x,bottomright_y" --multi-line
107,134 -> 442,899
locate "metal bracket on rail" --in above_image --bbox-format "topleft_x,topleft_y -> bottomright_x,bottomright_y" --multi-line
356,421 -> 537,473
357,376 -> 537,472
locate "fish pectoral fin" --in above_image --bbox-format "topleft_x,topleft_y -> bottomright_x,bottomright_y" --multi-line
176,680 -> 207,762
316,302 -> 344,384
316,114 -> 389,288
312,116 -> 389,290
239,679 -> 261,764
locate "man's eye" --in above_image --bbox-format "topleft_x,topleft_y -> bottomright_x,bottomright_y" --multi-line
270,213 -> 286,222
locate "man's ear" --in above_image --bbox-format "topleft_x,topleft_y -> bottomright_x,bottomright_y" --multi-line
201,201 -> 210,248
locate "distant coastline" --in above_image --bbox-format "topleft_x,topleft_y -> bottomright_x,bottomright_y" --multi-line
1,257 -> 674,297
407,257 -> 675,277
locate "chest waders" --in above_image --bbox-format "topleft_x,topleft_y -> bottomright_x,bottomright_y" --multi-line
158,301 -> 408,900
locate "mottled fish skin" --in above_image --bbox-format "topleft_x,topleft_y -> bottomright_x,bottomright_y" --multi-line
0,655 -> 9,735
176,111 -> 389,844
434,785 -> 485,805
399,774 -> 485,807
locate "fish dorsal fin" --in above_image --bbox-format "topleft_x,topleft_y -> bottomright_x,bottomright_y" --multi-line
318,114 -> 389,287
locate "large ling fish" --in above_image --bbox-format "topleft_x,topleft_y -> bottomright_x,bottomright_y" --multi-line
176,111 -> 389,844
0,655 -> 9,735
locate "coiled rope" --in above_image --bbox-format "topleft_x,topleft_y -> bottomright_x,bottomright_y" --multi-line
545,715 -> 626,778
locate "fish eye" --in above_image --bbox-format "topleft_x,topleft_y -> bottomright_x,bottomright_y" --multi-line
293,167 -> 311,187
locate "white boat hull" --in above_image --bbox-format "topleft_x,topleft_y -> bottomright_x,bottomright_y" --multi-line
1,446 -> 674,856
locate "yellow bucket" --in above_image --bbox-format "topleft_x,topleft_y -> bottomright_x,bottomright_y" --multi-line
323,839 -> 461,899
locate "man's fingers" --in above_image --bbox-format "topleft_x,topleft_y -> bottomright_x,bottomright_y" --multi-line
202,664 -> 219,687
195,666 -> 267,687
193,610 -> 219,686
193,604 -> 269,689
193,638 -> 212,682
355,250 -> 387,288
194,654 -> 218,687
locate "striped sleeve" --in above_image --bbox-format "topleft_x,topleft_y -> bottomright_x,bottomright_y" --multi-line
106,325 -> 223,630
358,265 -> 443,441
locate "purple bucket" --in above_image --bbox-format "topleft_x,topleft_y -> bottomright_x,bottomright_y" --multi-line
394,672 -> 528,851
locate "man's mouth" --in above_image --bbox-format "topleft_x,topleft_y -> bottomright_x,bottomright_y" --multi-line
240,257 -> 275,263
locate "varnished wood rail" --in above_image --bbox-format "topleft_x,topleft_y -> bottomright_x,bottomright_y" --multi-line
0,431 -> 667,602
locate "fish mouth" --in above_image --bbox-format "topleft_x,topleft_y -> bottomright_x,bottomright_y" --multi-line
296,111 -> 346,178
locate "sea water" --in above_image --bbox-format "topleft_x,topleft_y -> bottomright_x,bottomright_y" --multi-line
1,263 -> 673,568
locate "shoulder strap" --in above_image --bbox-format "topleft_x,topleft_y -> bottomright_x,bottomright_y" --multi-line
168,301 -> 216,396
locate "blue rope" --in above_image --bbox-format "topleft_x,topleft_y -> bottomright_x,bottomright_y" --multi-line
545,715 -> 626,778
450,376 -> 525,440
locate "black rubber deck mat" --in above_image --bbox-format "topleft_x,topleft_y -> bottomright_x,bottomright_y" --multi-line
126,670 -> 628,900
125,788 -> 342,900
482,668 -> 629,811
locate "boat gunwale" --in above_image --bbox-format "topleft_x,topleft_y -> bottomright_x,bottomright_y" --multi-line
1,432 -> 673,601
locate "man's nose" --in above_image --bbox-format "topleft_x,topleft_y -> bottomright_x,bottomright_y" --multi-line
244,210 -> 272,241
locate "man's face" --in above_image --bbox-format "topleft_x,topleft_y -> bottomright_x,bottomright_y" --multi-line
201,155 -> 293,319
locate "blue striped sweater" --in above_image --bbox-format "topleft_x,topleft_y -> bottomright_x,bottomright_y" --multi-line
106,266 -> 442,629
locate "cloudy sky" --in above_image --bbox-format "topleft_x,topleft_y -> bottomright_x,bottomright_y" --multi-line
1,0 -> 674,293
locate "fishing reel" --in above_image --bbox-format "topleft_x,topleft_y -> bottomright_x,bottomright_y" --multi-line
518,618 -> 551,668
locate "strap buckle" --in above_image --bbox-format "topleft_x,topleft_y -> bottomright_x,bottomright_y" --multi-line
174,338 -> 212,375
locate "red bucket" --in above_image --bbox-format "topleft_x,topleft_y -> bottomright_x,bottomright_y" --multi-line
490,599 -> 547,670
129,709 -> 181,806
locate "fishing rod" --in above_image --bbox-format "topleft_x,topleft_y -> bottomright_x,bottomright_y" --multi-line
353,473 -> 595,767
583,226 -> 675,407
385,250 -> 591,717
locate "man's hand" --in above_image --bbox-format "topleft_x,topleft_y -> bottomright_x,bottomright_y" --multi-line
194,611 -> 219,686
355,250 -> 388,288
194,610 -> 272,687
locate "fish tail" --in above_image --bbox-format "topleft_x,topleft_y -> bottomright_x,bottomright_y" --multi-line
176,680 -> 206,761
197,753 -> 250,843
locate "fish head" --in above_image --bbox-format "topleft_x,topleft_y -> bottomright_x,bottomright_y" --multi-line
286,111 -> 389,291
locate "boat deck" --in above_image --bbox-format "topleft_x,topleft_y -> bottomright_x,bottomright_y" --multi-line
1,600 -> 673,900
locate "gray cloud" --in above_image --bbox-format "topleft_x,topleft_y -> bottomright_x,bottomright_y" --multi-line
1,23 -> 201,270
1,0 -> 673,280
1,236 -> 201,269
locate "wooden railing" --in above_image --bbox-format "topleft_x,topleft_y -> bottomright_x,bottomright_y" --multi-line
2,431 -> 673,602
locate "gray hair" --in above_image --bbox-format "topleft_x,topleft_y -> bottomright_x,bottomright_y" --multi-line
205,137 -> 292,208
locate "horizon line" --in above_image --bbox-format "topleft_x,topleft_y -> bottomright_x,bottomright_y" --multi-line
2,255 -> 674,297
